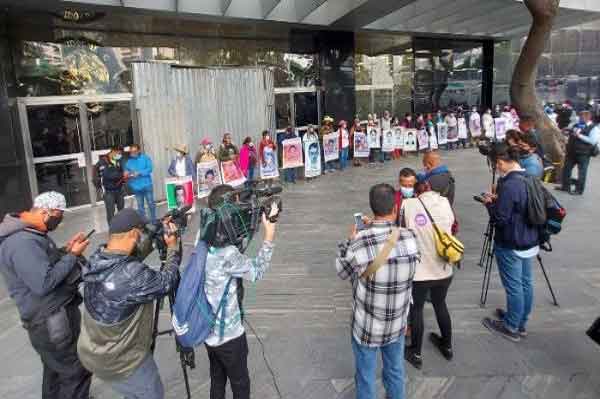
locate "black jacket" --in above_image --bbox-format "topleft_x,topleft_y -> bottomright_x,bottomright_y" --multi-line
82,247 -> 180,325
95,156 -> 124,192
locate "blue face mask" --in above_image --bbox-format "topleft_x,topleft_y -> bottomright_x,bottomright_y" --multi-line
400,187 -> 414,198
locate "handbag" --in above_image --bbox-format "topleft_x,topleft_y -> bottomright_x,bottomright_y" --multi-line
418,198 -> 464,264
586,317 -> 600,346
361,228 -> 401,280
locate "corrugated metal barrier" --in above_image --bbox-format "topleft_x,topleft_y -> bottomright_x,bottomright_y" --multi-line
131,62 -> 275,200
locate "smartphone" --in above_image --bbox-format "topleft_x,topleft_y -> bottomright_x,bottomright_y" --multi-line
473,195 -> 485,204
83,229 -> 95,241
354,213 -> 365,230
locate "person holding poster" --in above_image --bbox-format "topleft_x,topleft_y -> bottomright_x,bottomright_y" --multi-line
457,116 -> 468,149
303,125 -> 321,180
218,133 -> 239,162
416,129 -> 429,152
353,129 -> 370,159
367,115 -> 381,166
323,132 -> 339,173
445,112 -> 458,150
195,138 -> 217,164
337,120 -> 350,170
393,122 -> 404,157
282,127 -> 299,184
165,177 -> 195,211
494,117 -> 507,140
350,118 -> 365,166
197,159 -> 222,198
382,129 -> 395,154
469,107 -> 482,146
483,109 -> 495,139
437,123 -> 448,146
239,137 -> 258,188
403,129 -> 418,152
221,159 -> 246,187
259,130 -> 279,183
501,106 -> 514,130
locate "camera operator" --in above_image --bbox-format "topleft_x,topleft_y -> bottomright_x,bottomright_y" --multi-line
202,184 -> 277,399
480,144 -> 539,343
0,191 -> 92,399
76,208 -> 181,399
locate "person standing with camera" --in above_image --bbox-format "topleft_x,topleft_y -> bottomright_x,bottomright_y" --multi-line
480,144 -> 539,342
76,208 -> 181,399
200,184 -> 277,399
336,183 -> 419,399
0,191 -> 92,399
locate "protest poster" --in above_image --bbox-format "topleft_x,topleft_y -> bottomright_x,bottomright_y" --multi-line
304,140 -> 322,178
494,117 -> 507,140
282,137 -> 303,169
428,126 -> 439,150
367,127 -> 381,149
447,123 -> 459,143
469,114 -> 482,137
484,116 -> 495,138
260,146 -> 279,180
437,123 -> 448,145
416,129 -> 429,150
196,159 -> 222,198
221,160 -> 246,187
458,118 -> 468,139
394,127 -> 404,149
165,177 -> 195,212
353,131 -> 370,158
382,130 -> 395,152
323,132 -> 339,162
403,128 -> 417,152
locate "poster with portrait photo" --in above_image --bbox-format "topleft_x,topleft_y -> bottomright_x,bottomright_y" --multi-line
428,126 -> 439,150
494,117 -> 507,140
416,129 -> 429,150
394,128 -> 404,149
323,132 -> 339,162
221,160 -> 246,187
447,123 -> 459,143
437,123 -> 448,145
282,137 -> 304,169
458,118 -> 468,139
403,129 -> 417,152
469,114 -> 482,137
304,140 -> 322,178
353,132 -> 370,158
382,130 -> 395,152
165,177 -> 195,212
367,127 -> 381,149
260,146 -> 279,180
196,159 -> 222,199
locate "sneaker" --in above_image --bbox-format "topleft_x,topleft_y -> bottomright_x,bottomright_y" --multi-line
404,347 -> 423,370
494,309 -> 528,337
429,333 -> 453,361
554,186 -> 570,193
482,317 -> 521,342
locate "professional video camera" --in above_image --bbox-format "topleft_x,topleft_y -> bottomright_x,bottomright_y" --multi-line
199,182 -> 283,253
143,205 -> 191,256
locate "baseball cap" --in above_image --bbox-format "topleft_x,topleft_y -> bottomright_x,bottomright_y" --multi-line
33,191 -> 69,212
109,208 -> 149,234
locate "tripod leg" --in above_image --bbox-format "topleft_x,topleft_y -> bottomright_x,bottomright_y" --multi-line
480,252 -> 494,306
180,355 -> 192,399
537,255 -> 559,307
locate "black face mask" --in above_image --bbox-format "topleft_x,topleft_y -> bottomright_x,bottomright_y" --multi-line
45,214 -> 63,231
133,230 -> 154,261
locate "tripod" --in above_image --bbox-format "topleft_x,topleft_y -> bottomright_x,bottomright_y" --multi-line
478,222 -> 560,307
151,241 -> 195,399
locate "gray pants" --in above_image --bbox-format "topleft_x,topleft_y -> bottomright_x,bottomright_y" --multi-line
110,354 -> 164,399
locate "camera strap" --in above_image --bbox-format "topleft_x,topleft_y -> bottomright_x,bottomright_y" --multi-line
361,228 -> 400,280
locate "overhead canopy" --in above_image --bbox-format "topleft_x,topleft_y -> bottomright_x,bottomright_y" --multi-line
61,0 -> 600,38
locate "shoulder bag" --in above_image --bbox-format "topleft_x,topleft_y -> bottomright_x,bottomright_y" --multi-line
361,228 -> 401,280
418,198 -> 464,264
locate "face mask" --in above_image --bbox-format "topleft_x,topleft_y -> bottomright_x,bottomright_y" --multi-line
400,187 -> 414,198
45,213 -> 63,231
133,230 -> 154,261
114,153 -> 122,161
249,143 -> 254,147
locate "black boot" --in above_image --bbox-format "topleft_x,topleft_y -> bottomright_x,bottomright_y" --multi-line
429,333 -> 453,361
404,346 -> 423,370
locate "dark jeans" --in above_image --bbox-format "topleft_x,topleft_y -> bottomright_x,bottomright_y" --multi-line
104,189 -> 125,224
284,167 -> 296,183
205,333 -> 250,399
409,277 -> 453,354
562,153 -> 591,193
26,305 -> 92,399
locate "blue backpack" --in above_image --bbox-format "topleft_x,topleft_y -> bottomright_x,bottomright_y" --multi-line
171,240 -> 233,348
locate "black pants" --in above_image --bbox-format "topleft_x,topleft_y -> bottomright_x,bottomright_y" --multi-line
26,305 -> 92,399
562,154 -> 591,193
409,276 -> 453,354
104,189 -> 125,224
205,333 -> 250,399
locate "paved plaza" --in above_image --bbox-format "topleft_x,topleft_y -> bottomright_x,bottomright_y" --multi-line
1,148 -> 599,399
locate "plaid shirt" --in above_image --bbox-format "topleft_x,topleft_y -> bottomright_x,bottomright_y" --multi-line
336,221 -> 419,347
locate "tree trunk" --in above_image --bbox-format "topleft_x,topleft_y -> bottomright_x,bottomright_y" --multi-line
510,0 -> 565,168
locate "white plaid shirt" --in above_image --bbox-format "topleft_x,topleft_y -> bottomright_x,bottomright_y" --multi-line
336,221 -> 419,347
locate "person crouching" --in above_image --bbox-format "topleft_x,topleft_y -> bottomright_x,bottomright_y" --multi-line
77,209 -> 181,399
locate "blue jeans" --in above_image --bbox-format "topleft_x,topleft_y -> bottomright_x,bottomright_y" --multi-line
340,147 -> 349,170
495,246 -> 534,332
562,154 -> 591,193
134,186 -> 157,222
351,336 -> 405,399
324,161 -> 335,172
245,165 -> 256,188
111,354 -> 164,399
284,168 -> 296,183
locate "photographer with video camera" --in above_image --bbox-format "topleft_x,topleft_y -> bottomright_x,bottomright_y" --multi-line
77,208 -> 181,399
0,191 -> 92,399
198,184 -> 277,399
479,143 -> 539,343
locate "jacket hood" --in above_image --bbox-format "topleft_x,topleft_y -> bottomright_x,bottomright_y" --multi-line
0,214 -> 28,238
83,248 -> 133,283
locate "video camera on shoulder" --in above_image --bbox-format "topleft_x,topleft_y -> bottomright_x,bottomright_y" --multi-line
142,205 -> 191,257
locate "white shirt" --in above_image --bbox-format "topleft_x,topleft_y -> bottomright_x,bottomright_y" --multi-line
175,157 -> 187,177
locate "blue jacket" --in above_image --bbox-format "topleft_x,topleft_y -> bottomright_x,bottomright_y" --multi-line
519,154 -> 544,179
487,171 -> 539,250
125,154 -> 153,192
168,155 -> 196,180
